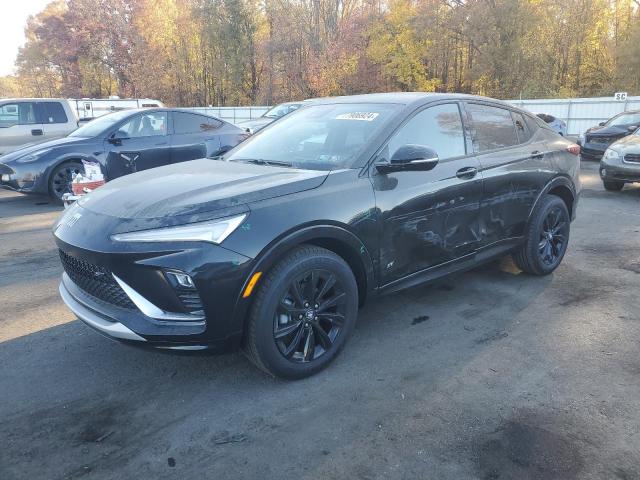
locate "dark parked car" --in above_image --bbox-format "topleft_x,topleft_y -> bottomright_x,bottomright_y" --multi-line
0,108 -> 247,201
54,93 -> 581,379
237,101 -> 302,134
599,129 -> 640,191
580,110 -> 640,161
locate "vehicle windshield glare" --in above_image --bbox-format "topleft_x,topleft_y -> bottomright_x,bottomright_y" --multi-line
227,103 -> 400,170
69,110 -> 135,137
264,103 -> 300,118
607,112 -> 640,127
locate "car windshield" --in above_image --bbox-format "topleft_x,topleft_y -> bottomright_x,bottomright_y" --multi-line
69,110 -> 135,137
263,103 -> 301,118
607,112 -> 640,127
227,103 -> 400,170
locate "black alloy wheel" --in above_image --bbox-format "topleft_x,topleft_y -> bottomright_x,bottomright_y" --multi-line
538,205 -> 568,267
274,269 -> 347,363
244,245 -> 358,379
49,161 -> 83,201
513,194 -> 570,275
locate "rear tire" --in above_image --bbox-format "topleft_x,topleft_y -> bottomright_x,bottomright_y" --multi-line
49,161 -> 83,202
603,180 -> 624,191
244,245 -> 358,379
513,195 -> 570,276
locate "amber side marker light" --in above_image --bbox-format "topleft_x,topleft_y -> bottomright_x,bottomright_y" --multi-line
243,272 -> 263,298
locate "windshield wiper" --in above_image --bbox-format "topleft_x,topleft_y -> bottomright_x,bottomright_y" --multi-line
233,158 -> 294,168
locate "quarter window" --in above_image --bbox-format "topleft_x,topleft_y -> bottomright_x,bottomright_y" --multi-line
466,103 -> 519,152
173,112 -> 222,134
0,102 -> 37,127
387,103 -> 466,161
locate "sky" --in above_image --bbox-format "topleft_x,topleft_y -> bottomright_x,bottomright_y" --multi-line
0,0 -> 53,76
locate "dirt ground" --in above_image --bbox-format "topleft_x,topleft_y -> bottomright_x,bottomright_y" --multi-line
1,161 -> 639,480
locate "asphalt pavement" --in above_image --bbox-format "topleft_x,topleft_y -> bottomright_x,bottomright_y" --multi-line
1,161 -> 639,480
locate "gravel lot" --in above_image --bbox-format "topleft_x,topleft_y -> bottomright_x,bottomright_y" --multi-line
1,161 -> 639,480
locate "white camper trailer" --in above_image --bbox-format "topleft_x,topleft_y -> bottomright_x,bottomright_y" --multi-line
71,97 -> 164,122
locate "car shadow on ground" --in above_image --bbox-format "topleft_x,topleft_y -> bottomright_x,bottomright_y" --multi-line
0,259 -> 555,479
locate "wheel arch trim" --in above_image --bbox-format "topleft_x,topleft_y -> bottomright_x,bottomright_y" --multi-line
528,175 -> 577,224
231,223 -> 375,332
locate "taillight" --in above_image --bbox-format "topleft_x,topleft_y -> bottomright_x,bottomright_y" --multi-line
566,144 -> 580,155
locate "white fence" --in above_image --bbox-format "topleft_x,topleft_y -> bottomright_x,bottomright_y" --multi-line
508,96 -> 640,136
185,96 -> 640,136
185,106 -> 270,124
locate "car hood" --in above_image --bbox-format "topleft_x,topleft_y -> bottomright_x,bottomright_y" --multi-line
607,134 -> 640,153
78,158 -> 329,223
586,125 -> 630,137
0,136 -> 90,163
237,117 -> 273,131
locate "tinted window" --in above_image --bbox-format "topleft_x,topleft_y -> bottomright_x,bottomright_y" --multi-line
120,112 -> 167,138
387,103 -> 466,160
512,112 -> 533,143
173,112 -> 222,134
467,103 -> 518,152
0,102 -> 37,127
42,102 -> 68,124
607,112 -> 640,127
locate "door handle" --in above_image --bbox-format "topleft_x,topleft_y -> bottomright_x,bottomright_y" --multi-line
531,150 -> 544,159
456,166 -> 478,179
31,129 -> 43,136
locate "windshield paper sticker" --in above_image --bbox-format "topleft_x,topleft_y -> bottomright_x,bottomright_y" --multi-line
335,112 -> 379,121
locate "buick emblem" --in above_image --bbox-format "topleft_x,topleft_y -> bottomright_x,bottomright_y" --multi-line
66,213 -> 82,228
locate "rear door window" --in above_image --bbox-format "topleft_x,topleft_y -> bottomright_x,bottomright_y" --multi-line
0,102 -> 37,127
387,103 -> 467,160
466,103 -> 519,152
173,112 -> 222,134
41,102 -> 68,124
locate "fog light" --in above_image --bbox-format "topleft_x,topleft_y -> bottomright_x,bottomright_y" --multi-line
600,168 -> 606,177
167,271 -> 195,289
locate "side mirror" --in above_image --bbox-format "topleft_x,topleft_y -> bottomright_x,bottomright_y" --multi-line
598,122 -> 606,127
108,130 -> 129,144
376,144 -> 439,174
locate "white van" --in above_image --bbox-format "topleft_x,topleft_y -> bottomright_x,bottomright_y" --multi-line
71,97 -> 164,122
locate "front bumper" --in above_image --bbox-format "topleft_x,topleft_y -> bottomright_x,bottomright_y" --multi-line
56,232 -> 255,352
600,156 -> 640,183
0,162 -> 38,193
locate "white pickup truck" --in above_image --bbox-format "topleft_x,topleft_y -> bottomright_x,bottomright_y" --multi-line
0,99 -> 79,156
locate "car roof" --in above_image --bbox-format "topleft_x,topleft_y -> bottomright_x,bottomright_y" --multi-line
305,92 -> 516,109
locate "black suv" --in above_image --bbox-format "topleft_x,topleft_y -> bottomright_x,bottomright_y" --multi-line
54,93 -> 581,379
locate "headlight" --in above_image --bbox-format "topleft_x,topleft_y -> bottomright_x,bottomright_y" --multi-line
111,214 -> 247,244
15,149 -> 52,163
603,149 -> 620,160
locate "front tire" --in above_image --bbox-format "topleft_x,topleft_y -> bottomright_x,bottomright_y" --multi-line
603,180 -> 624,191
49,161 -> 83,202
244,245 -> 358,379
513,194 -> 570,276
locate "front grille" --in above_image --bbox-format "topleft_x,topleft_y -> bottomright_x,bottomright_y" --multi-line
586,135 -> 621,145
624,153 -> 640,164
177,290 -> 205,316
59,250 -> 135,309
